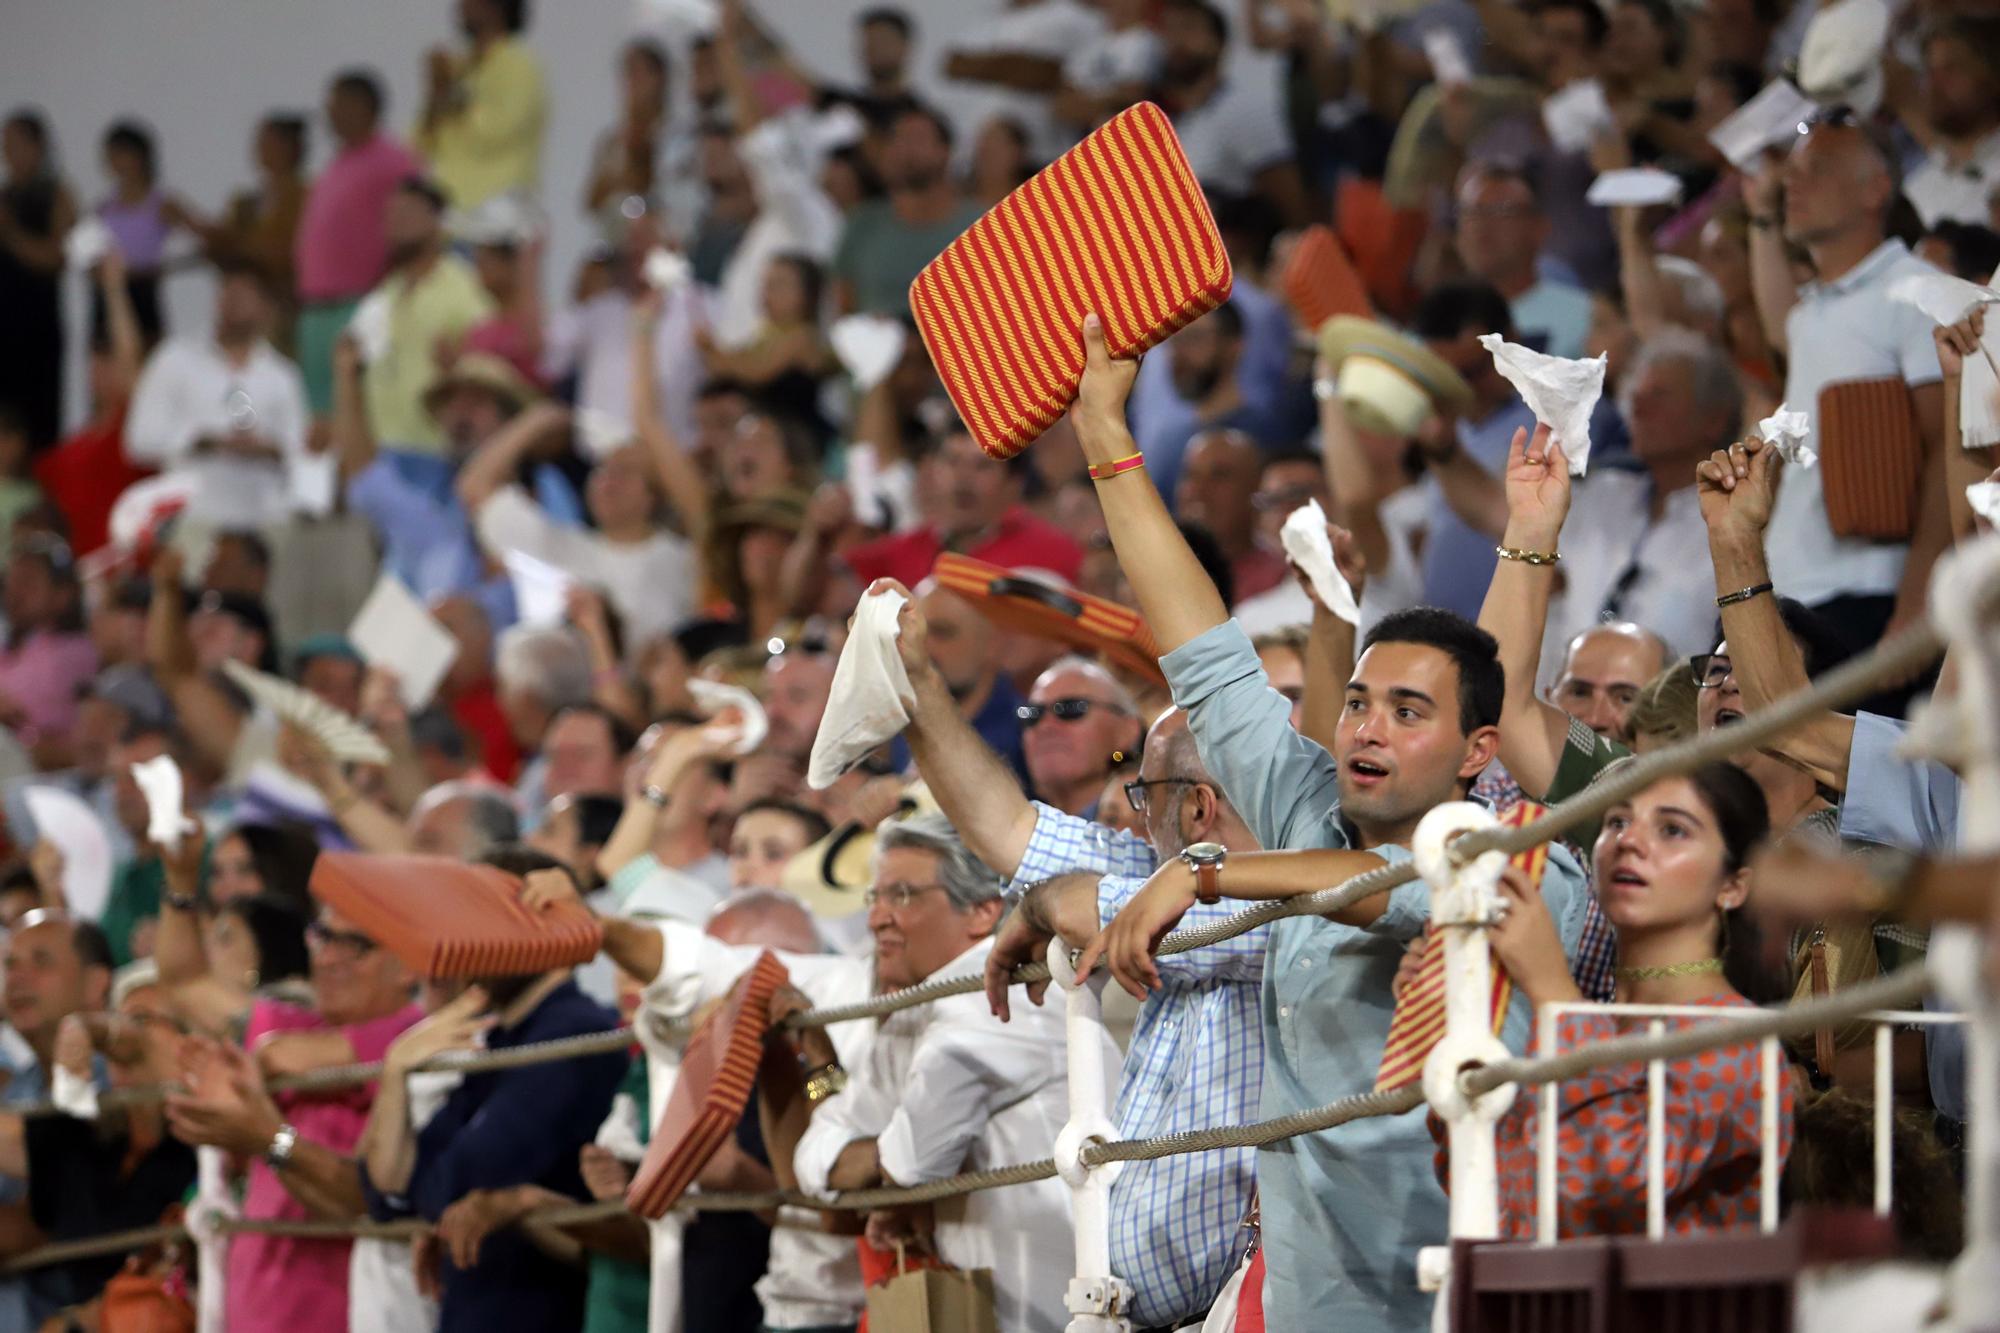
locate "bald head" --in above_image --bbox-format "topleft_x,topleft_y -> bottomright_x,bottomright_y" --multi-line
1134,707 -> 1245,859
1552,622 -> 1669,738
706,889 -> 825,955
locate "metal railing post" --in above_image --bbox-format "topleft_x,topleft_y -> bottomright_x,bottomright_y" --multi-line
1047,944 -> 1132,1333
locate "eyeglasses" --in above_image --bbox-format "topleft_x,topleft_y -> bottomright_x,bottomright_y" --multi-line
1689,653 -> 1734,690
862,881 -> 947,911
1017,698 -> 1118,727
1123,778 -> 1194,813
306,921 -> 380,958
1251,485 -> 1321,513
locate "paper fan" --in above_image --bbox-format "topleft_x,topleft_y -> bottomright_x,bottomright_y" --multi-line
221,660 -> 393,766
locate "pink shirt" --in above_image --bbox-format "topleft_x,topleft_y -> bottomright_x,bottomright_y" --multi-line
228,998 -> 425,1333
0,631 -> 98,745
295,134 -> 423,302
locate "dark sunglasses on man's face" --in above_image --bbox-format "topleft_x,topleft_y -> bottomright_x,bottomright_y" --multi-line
1017,697 -> 1110,727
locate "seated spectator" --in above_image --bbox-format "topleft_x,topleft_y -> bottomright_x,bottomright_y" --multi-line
538,704 -> 635,807
434,596 -> 523,783
787,815 -> 1111,1332
409,781 -> 522,858
706,490 -> 811,641
1914,219 -> 2000,281
1546,622 -> 1670,742
528,792 -> 625,892
1174,428 -> 1289,605
359,850 -> 626,1333
1019,656 -> 1144,818
0,536 -> 98,764
965,115 -> 1035,209
124,258 -> 309,528
699,253 -> 834,447
831,103 -> 983,318
457,204 -> 544,386
1437,762 -> 1792,1238
1903,16 -> 2000,229
904,580 -> 1028,780
152,817 -> 317,1036
493,625 -> 594,813
1251,624 -> 1310,731
760,636 -> 837,771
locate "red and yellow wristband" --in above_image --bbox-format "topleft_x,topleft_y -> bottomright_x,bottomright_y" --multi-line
1088,452 -> 1147,482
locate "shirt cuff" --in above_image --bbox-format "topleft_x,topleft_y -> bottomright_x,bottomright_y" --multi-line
1361,844 -> 1425,940
639,921 -> 707,1020
607,854 -> 664,907
791,1101 -> 851,1201
1159,620 -> 1260,712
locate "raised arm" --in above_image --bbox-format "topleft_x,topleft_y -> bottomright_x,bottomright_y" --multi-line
1298,537 -> 1362,755
456,399 -> 568,515
1744,160 -> 1795,358
1319,365 -> 1399,577
631,294 -> 712,545
1073,315 -> 1229,651
144,550 -> 244,776
96,247 -> 143,400
1475,424 -> 1577,799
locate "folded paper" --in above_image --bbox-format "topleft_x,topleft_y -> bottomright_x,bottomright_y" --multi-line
23,787 -> 113,921
348,574 -> 461,712
1541,79 -> 1615,155
1756,403 -> 1817,468
1585,167 -> 1683,208
1708,79 -> 1816,170
687,678 -> 769,756
131,756 -> 196,853
1477,335 -> 1606,474
1887,271 -> 2000,450
808,588 -> 915,789
1278,500 -> 1361,626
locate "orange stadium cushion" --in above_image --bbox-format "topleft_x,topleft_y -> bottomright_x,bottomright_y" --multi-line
627,951 -> 791,1220
931,552 -> 1166,686
308,852 -> 603,980
909,101 -> 1233,460
1280,224 -> 1373,330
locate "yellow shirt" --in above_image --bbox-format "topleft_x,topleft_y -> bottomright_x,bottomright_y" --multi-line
362,255 -> 494,455
416,37 -> 546,208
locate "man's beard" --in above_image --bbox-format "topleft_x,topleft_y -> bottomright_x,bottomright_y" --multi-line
895,163 -> 944,193
1173,366 -> 1221,403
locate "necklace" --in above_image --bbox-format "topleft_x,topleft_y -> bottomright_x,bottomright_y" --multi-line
1615,958 -> 1724,980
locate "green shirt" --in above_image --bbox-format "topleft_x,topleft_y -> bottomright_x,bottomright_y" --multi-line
583,1059 -> 652,1333
360,255 -> 493,456
99,857 -> 165,967
833,198 -> 984,318
1543,715 -> 1632,846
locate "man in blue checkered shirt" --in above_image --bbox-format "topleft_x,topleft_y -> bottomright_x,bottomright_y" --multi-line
882,582 -> 1267,1332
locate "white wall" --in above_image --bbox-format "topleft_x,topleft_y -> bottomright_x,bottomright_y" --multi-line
0,0 -> 1007,428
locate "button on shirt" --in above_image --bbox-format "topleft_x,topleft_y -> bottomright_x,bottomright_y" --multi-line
1904,130 -> 2000,229
295,134 -> 424,303
125,337 -> 312,528
1770,240 -> 1943,606
794,938 -> 1115,1333
1160,620 -> 1589,1333
1542,473 -> 1714,682
1008,803 -> 1268,1330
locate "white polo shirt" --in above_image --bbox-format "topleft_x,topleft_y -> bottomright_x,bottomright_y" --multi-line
1904,129 -> 2000,229
1769,239 -> 1942,606
1169,77 -> 1294,199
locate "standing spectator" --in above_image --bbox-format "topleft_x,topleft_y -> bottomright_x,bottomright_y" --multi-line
34,247 -> 152,558
295,70 -> 424,418
1453,161 -> 1594,359
416,0 -> 548,211
1175,429 -> 1290,604
125,259 -> 310,528
826,8 -> 919,122
458,206 -> 545,384
169,112 -> 310,350
493,625 -> 594,809
830,103 -> 982,317
583,40 -> 670,221
360,177 -> 494,460
0,538 -> 97,764
0,110 -> 75,450
1056,0 -> 1162,134
1153,0 -> 1308,226
1904,16 -> 2000,228
95,120 -> 172,341
1749,118 -> 1946,660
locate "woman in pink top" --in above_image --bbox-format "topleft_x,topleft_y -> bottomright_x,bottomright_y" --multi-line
0,536 -> 98,764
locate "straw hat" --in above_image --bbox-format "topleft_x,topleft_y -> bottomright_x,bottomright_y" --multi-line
422,352 -> 542,419
778,783 -> 943,921
1317,315 -> 1475,438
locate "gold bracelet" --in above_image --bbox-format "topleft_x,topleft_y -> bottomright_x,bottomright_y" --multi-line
1495,545 -> 1559,567
803,1062 -> 849,1104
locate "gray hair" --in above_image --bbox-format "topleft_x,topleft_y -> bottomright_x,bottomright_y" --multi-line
1619,327 -> 1742,449
1034,654 -> 1138,716
495,626 -> 593,710
873,813 -> 1005,911
412,781 -> 521,856
1654,256 -> 1726,337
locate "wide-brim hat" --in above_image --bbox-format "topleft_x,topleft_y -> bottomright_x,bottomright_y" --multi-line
423,351 -> 541,419
930,553 -> 1167,687
1317,315 -> 1475,438
779,783 -> 942,921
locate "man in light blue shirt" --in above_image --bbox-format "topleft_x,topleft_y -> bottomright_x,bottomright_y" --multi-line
1067,314 -> 1588,1333
888,583 -> 1267,1330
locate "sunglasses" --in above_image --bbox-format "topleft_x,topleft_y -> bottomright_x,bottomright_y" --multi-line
1017,698 -> 1118,727
1689,653 -> 1734,690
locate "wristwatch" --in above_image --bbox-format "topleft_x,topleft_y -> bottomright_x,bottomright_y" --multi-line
642,784 -> 671,809
265,1121 -> 300,1171
1180,842 -> 1227,904
803,1062 -> 849,1105
164,892 -> 200,913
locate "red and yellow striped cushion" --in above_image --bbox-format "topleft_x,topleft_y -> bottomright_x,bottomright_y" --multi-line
909,102 -> 1233,460
628,951 -> 790,1220
931,552 -> 1166,686
1280,224 -> 1373,331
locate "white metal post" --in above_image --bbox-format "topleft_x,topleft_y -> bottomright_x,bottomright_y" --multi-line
190,1144 -> 236,1333
1047,944 -> 1132,1333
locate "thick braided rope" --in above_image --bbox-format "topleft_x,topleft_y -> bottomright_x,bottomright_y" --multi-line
1084,1083 -> 1425,1162
0,1223 -> 189,1274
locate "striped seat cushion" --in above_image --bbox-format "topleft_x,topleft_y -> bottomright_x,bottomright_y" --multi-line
932,552 -> 1165,686
1280,224 -> 1373,331
910,102 -> 1232,460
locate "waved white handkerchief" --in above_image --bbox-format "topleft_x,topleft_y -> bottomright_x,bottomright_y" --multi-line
1888,271 -> 2000,450
1968,481 -> 2000,526
65,216 -> 113,271
1708,80 -> 1815,170
1421,29 -> 1472,87
1586,168 -> 1683,208
643,247 -> 690,294
1542,79 -> 1614,155
1477,335 -> 1606,474
634,0 -> 719,33
575,408 -> 633,461
221,661 -> 392,766
1756,403 -> 1816,467
808,589 -> 914,790
51,1065 -> 98,1120
289,451 -> 340,517
24,787 -> 113,920
132,756 -> 197,852
830,315 -> 907,391
687,678 -> 769,756
348,291 -> 393,364
503,548 -> 576,628
1278,500 -> 1361,626
808,104 -> 867,155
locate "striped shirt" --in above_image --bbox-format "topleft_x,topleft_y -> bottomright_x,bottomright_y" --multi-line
1011,804 -> 1267,1329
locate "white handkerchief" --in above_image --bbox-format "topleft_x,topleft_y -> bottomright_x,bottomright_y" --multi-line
348,291 -> 393,365
1756,403 -> 1816,467
289,451 -> 340,517
687,678 -> 769,756
830,315 -> 907,391
1541,79 -> 1615,155
1967,481 -> 2000,526
808,104 -> 868,155
1477,335 -> 1607,474
106,474 -> 197,555
65,216 -> 113,271
1888,272 -> 1998,325
348,574 -> 461,711
808,589 -> 915,790
23,787 -> 113,921
643,247 -> 691,294
634,0 -> 719,34
503,549 -> 576,628
131,756 -> 196,853
1586,168 -> 1683,208
575,408 -> 634,462
1421,29 -> 1473,87
1278,500 -> 1362,626
1708,80 -> 1816,170
1888,271 -> 2000,450
51,1065 -> 99,1121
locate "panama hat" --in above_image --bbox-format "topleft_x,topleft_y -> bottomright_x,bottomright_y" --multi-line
778,782 -> 943,921
1317,315 -> 1475,438
422,352 -> 541,419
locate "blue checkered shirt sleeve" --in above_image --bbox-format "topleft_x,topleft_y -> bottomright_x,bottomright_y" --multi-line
1009,801 -> 1160,894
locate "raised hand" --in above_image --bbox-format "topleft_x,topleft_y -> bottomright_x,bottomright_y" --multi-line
1501,423 -> 1571,551
1071,313 -> 1142,445
1696,435 -> 1781,550
1935,305 -> 1987,382
385,986 -> 493,1075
